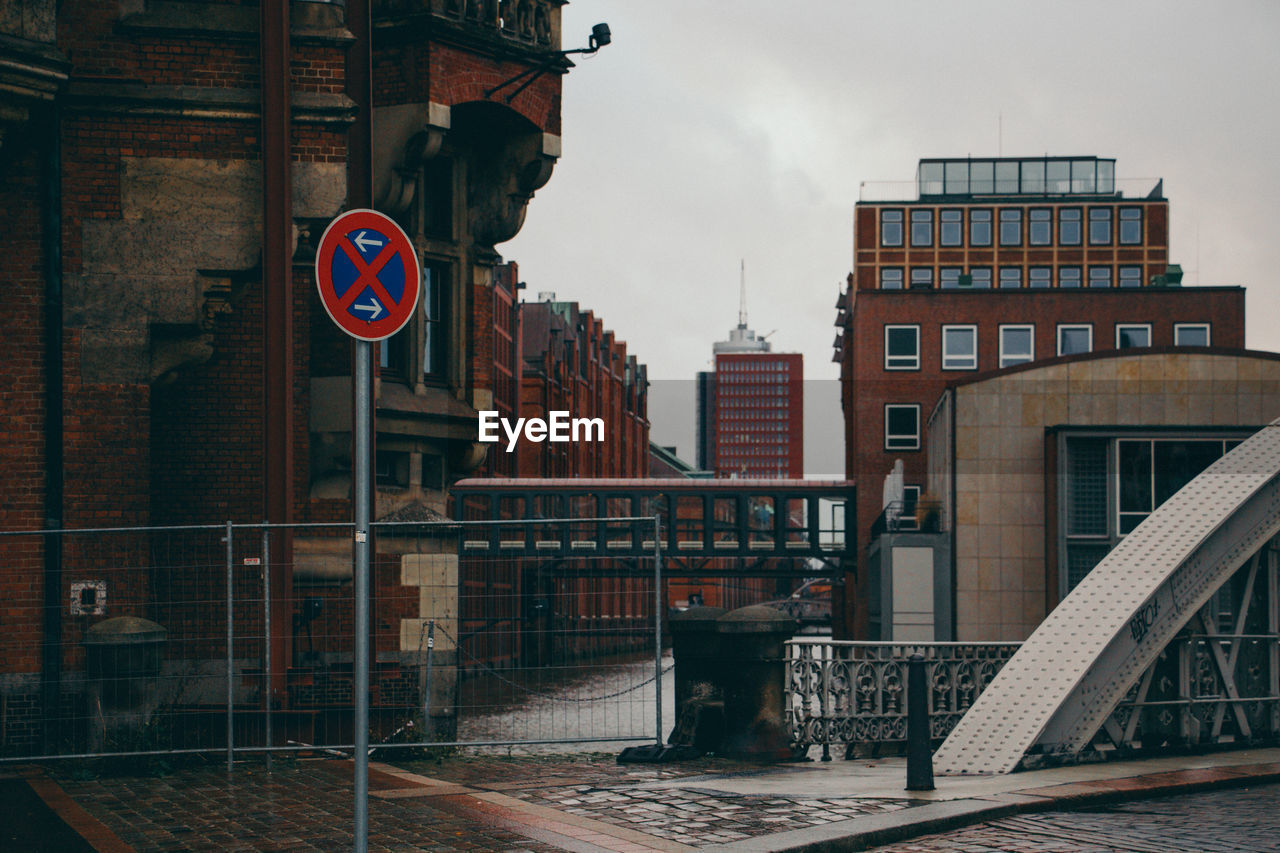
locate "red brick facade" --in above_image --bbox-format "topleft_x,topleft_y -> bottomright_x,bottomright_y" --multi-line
0,0 -> 576,748
710,352 -> 803,479
518,300 -> 650,479
838,157 -> 1248,638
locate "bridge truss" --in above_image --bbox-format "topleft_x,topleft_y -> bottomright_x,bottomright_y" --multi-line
935,420 -> 1280,774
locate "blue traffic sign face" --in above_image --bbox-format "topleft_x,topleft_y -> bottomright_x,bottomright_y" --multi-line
315,209 -> 421,341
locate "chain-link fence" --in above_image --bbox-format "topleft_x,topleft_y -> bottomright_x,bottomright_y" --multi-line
0,517 -> 665,764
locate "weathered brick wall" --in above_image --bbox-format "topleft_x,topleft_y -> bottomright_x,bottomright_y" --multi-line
0,141 -> 48,693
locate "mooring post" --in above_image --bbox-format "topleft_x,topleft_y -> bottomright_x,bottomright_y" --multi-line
905,653 -> 935,791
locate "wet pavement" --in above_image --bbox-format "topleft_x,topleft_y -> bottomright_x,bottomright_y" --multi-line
871,782 -> 1280,852
10,747 -> 1280,852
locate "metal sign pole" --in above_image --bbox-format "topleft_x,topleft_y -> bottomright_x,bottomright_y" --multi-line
353,339 -> 372,853
314,207 -> 417,853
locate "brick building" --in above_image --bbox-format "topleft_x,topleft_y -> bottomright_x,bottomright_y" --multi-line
517,296 -> 649,479
696,283 -> 804,479
0,0 -> 590,748
837,155 -> 1247,638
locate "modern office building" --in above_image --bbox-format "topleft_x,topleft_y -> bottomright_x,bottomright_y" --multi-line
869,347 -> 1280,642
697,276 -> 804,478
837,155 -> 1247,638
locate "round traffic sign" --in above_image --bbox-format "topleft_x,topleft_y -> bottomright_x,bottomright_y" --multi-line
314,208 -> 421,341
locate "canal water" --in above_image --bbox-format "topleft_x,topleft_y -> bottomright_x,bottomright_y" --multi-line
456,650 -> 676,752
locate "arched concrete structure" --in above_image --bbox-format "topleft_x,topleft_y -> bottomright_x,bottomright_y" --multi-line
934,418 -> 1280,774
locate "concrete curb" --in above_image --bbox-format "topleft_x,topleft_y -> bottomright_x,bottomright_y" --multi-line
700,762 -> 1280,852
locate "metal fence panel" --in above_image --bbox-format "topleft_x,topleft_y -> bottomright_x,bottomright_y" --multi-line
0,518 -> 665,764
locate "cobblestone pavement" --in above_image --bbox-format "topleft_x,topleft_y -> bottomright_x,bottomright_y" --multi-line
402,753 -> 917,847
872,783 -> 1280,852
53,760 -> 567,852
43,752 -> 919,852
505,781 -> 913,847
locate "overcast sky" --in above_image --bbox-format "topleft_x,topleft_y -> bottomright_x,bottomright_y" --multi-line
503,1 -> 1280,466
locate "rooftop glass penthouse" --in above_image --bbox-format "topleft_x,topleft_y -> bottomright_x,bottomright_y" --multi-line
915,156 -> 1144,198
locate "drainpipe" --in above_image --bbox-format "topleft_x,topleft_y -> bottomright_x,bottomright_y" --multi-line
41,103 -> 64,750
261,0 -> 293,706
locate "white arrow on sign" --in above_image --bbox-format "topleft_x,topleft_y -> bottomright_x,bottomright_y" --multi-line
353,299 -> 384,320
353,230 -> 384,254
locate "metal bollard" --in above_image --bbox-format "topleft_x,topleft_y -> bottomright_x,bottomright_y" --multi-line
905,653 -> 935,791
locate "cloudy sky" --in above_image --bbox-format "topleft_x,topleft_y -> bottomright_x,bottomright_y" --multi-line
504,1 -> 1280,466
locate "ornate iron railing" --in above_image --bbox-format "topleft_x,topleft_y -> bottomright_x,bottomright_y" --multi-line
785,640 -> 1020,757
374,0 -> 561,50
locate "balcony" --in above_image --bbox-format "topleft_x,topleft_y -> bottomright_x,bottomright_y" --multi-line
373,0 -> 563,51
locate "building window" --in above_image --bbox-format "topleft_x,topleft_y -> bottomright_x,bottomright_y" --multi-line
898,484 -> 922,530
1116,324 -> 1151,349
1174,323 -> 1211,347
422,263 -> 446,379
1047,160 -> 1071,194
968,267 -> 992,289
880,267 -> 904,290
881,209 -> 904,247
999,208 -> 1022,246
970,209 -> 992,246
1118,265 -> 1143,288
1089,207 -> 1112,245
999,324 -> 1034,367
884,325 -> 920,370
1119,207 -> 1143,245
910,209 -> 933,247
1029,266 -> 1051,288
885,404 -> 920,451
1059,266 -> 1082,288
940,209 -> 963,246
995,161 -> 1020,194
1022,160 -> 1046,194
1059,208 -> 1082,245
999,266 -> 1022,289
1117,439 -> 1231,534
1072,159 -> 1097,193
1063,437 -> 1109,592
910,267 -> 933,290
971,161 -> 994,194
1057,324 -> 1093,356
942,325 -> 977,370
940,266 -> 963,289
1029,208 -> 1052,245
1088,266 -> 1112,288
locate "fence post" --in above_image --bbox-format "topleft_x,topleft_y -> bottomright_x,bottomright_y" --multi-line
421,619 -> 434,733
905,653 -> 934,791
226,520 -> 234,772
262,526 -> 272,771
653,515 -> 663,748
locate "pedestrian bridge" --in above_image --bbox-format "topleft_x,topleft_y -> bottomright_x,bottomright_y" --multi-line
450,478 -> 855,576
935,418 -> 1280,774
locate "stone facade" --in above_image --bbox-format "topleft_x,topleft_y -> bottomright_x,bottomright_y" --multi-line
929,350 -> 1280,641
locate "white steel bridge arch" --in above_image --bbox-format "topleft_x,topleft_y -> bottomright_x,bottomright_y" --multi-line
935,418 -> 1280,774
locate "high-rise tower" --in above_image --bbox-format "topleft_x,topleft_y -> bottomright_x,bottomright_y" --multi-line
697,263 -> 803,478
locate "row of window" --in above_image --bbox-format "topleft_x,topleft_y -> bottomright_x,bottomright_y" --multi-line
879,205 -> 1144,249
884,322 -> 1211,372
720,361 -> 793,372
917,158 -> 1116,198
880,264 -> 1149,290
